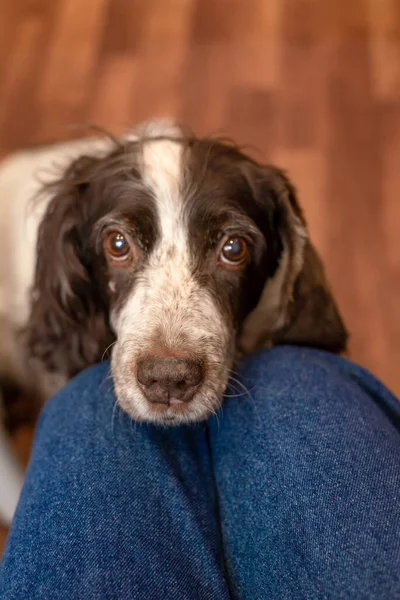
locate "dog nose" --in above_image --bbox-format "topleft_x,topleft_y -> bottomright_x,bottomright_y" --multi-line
136,357 -> 203,404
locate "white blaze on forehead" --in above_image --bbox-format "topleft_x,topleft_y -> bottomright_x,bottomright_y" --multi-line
141,138 -> 186,253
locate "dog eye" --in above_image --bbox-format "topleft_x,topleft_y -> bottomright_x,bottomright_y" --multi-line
220,236 -> 249,265
104,231 -> 131,262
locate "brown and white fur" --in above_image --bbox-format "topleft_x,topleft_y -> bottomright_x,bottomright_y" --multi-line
0,119 -> 347,521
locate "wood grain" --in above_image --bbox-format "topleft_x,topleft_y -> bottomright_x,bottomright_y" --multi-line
0,0 -> 399,552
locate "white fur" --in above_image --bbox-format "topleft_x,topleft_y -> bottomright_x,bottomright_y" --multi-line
142,138 -> 184,244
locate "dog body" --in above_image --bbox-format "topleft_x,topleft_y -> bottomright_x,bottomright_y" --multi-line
0,120 -> 347,426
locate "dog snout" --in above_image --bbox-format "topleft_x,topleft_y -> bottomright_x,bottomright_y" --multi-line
136,356 -> 204,405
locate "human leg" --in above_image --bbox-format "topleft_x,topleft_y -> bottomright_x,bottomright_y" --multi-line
0,362 -> 230,600
210,347 -> 400,599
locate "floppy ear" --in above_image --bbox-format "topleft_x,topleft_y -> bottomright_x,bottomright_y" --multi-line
24,156 -> 114,380
239,164 -> 348,355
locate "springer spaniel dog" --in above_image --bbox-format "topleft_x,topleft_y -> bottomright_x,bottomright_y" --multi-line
0,120 -> 347,520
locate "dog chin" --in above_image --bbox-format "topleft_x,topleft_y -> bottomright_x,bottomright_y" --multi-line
138,407 -> 215,426
115,387 -> 223,426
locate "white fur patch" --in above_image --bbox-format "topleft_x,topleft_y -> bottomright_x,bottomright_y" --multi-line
141,138 -> 184,246
141,138 -> 192,285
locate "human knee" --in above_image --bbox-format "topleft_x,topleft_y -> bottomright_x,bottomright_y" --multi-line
224,346 -> 355,419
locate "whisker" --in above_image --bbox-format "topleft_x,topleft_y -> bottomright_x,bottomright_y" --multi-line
228,367 -> 254,384
225,372 -> 262,424
102,341 -> 117,362
99,365 -> 115,392
223,379 -> 250,397
223,390 -> 252,398
111,399 -> 120,433
212,403 -> 223,432
204,398 -> 219,423
130,416 -> 139,435
227,375 -> 253,396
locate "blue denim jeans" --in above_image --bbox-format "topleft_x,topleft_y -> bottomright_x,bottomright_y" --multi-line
1,347 -> 399,599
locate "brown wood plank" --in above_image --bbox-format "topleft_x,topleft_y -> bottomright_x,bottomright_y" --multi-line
35,0 -> 108,141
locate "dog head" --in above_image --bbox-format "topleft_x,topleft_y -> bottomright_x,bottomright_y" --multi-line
25,121 -> 347,424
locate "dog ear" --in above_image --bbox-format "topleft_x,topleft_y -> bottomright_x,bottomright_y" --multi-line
239,163 -> 348,355
24,155 -> 114,380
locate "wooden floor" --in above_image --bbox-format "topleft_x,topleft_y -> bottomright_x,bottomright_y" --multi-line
0,0 -> 399,552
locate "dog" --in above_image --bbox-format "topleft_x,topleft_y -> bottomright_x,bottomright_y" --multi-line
0,119 -> 348,521
0,118 -> 348,426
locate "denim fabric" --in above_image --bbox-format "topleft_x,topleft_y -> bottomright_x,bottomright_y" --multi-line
1,347 -> 399,599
